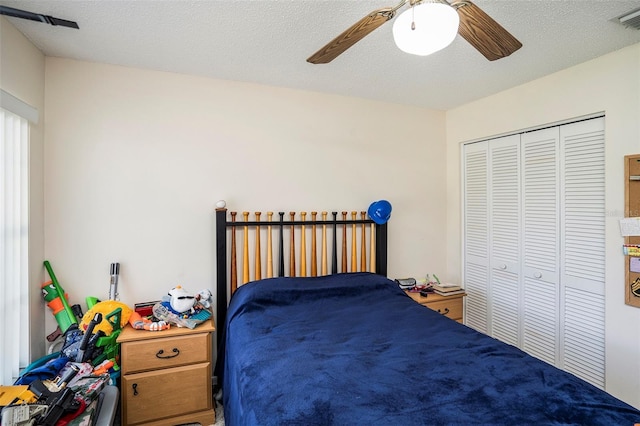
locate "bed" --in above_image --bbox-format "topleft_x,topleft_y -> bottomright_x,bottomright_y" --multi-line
214,206 -> 640,425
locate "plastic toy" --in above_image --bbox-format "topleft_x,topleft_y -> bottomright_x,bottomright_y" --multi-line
108,262 -> 120,300
128,311 -> 170,331
152,302 -> 199,329
7,363 -> 83,425
76,301 -> 130,370
92,359 -> 115,375
75,313 -> 102,362
80,300 -> 132,336
42,261 -> 78,334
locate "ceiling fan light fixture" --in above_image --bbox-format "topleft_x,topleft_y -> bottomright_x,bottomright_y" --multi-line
392,2 -> 459,56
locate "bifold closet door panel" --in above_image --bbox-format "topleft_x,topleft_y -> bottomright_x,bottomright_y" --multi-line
488,135 -> 521,347
559,116 -> 606,389
463,141 -> 490,333
521,127 -> 560,366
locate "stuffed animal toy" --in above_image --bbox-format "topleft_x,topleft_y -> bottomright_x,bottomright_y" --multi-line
196,289 -> 213,309
80,300 -> 132,336
156,286 -> 212,328
167,286 -> 196,315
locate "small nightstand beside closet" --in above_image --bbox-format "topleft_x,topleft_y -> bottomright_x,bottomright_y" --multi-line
117,318 -> 216,426
405,291 -> 466,323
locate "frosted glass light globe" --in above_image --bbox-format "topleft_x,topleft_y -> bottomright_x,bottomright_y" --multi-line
392,2 -> 460,56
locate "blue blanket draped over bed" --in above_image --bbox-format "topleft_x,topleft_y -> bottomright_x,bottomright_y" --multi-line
217,273 -> 640,425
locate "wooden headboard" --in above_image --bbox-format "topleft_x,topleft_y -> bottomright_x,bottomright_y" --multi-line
215,206 -> 388,345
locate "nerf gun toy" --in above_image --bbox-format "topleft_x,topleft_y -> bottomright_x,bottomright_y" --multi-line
92,359 -> 115,376
0,404 -> 48,426
1,365 -> 81,426
42,261 -> 78,334
29,385 -> 80,426
75,313 -> 102,363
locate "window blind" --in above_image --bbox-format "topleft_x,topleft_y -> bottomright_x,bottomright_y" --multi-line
0,107 -> 30,385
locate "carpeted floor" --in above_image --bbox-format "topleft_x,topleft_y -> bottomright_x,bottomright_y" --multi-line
214,404 -> 225,425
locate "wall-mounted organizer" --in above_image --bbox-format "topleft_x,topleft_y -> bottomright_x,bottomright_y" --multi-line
624,154 -> 640,307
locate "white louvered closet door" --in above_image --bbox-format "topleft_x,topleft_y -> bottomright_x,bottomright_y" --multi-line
521,128 -> 560,365
560,117 -> 606,388
463,142 -> 489,333
462,116 -> 606,389
488,136 -> 521,346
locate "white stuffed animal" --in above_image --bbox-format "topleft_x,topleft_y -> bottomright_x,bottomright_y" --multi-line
196,289 -> 213,309
168,286 -> 196,314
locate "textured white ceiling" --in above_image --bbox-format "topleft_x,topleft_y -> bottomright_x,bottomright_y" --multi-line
2,0 -> 640,110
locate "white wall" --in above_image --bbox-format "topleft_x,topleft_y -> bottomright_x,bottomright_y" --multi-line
446,43 -> 640,408
0,17 -> 47,360
44,58 -> 447,328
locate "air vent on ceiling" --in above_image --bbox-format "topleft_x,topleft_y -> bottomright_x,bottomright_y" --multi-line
618,8 -> 640,30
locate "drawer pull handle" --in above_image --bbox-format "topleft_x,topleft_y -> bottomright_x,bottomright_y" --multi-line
437,307 -> 450,315
156,348 -> 180,359
132,383 -> 138,396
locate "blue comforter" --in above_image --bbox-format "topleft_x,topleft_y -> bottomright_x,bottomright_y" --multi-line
217,273 -> 640,425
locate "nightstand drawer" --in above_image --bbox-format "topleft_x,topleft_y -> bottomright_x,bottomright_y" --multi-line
404,291 -> 465,322
121,332 -> 209,374
122,362 -> 212,425
422,298 -> 463,320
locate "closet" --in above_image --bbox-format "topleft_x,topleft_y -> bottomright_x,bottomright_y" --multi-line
462,116 -> 605,388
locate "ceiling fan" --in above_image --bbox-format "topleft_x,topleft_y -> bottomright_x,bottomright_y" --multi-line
307,0 -> 521,64
0,5 -> 79,29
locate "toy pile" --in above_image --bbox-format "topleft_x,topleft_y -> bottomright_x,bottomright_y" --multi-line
151,286 -> 213,329
0,262 -> 126,426
0,261 -> 214,426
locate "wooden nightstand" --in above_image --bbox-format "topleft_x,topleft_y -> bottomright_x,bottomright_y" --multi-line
117,318 -> 216,425
405,291 -> 466,323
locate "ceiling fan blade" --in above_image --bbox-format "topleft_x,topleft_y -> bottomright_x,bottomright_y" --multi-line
0,5 -> 79,29
453,1 -> 521,61
307,7 -> 395,64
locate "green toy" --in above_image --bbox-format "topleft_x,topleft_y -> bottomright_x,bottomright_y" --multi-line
42,261 -> 78,334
